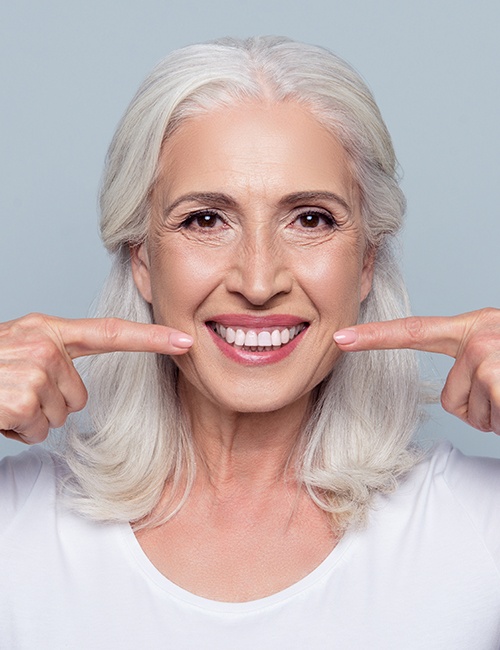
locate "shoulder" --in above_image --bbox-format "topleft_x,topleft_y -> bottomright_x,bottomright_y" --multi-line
398,440 -> 500,564
401,439 -> 500,492
0,446 -> 59,532
437,441 -> 500,542
418,440 -> 500,503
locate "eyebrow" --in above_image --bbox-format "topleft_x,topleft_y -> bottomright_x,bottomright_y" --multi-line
164,190 -> 351,216
278,191 -> 351,215
165,192 -> 238,215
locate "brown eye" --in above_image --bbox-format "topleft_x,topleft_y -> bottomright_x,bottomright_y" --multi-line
182,210 -> 223,229
299,213 -> 321,227
195,212 -> 219,228
296,211 -> 336,229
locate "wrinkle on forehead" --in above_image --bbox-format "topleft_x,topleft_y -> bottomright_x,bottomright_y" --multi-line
150,100 -> 363,254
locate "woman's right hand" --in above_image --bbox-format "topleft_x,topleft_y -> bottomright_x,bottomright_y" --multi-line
0,313 -> 193,444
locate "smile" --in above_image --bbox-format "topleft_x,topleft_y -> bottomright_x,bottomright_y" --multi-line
207,321 -> 309,351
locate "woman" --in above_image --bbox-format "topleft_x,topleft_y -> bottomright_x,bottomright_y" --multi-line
1,36 -> 499,648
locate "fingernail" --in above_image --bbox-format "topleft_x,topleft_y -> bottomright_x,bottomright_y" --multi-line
333,329 -> 358,345
170,332 -> 194,348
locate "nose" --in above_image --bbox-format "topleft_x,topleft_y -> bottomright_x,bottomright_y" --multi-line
225,228 -> 293,306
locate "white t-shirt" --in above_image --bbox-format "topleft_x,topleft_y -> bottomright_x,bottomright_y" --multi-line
1,442 -> 500,649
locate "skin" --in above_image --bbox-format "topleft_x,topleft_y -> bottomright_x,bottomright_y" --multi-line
130,102 -> 375,599
0,314 -> 193,443
0,101 -> 499,601
131,101 -> 374,476
335,309 -> 500,434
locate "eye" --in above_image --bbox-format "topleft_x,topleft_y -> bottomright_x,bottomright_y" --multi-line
182,210 -> 224,229
294,210 -> 337,229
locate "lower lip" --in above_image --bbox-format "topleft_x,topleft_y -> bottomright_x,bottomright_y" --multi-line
206,325 -> 307,366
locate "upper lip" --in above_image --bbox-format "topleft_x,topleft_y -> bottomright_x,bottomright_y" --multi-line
206,314 -> 309,328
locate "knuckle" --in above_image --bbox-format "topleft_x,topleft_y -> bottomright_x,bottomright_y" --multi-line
4,392 -> 40,423
25,366 -> 49,391
30,339 -> 59,365
102,318 -> 122,344
468,415 -> 491,432
440,391 -> 454,414
20,312 -> 46,327
69,387 -> 89,413
477,307 -> 499,322
474,364 -> 498,388
404,317 -> 426,344
15,312 -> 49,334
466,308 -> 500,347
17,393 -> 41,420
49,411 -> 69,429
3,315 -> 63,367
147,327 -> 164,349
23,427 -> 50,445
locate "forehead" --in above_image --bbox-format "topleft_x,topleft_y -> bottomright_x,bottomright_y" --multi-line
156,100 -> 356,207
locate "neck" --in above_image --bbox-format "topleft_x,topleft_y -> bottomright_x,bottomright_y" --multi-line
178,378 -> 312,493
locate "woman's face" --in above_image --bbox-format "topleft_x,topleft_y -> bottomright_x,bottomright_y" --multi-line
132,101 -> 374,414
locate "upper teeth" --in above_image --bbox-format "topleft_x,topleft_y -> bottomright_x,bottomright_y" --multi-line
212,323 -> 306,349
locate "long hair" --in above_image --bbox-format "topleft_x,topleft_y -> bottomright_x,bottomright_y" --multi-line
61,37 -> 424,531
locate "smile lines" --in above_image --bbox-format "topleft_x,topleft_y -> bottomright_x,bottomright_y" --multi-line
209,322 -> 308,351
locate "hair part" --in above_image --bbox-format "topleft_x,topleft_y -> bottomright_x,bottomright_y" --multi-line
59,36 -> 425,532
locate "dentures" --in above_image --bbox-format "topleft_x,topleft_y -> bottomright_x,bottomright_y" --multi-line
209,322 -> 307,351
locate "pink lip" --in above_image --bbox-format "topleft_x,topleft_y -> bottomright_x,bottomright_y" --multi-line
208,313 -> 307,328
206,320 -> 308,366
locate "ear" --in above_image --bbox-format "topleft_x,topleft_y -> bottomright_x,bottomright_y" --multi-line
130,243 -> 153,304
360,245 -> 376,302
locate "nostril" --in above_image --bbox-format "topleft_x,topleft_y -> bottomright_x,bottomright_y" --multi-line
225,267 -> 293,306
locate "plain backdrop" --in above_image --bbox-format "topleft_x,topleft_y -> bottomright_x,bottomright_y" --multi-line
1,0 -> 499,460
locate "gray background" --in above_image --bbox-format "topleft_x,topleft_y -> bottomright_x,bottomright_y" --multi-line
1,0 -> 499,459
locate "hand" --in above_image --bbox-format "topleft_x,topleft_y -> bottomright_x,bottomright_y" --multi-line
0,313 -> 193,444
334,308 -> 500,435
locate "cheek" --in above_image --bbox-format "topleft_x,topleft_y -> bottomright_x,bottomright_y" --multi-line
148,242 -> 225,327
295,248 -> 364,316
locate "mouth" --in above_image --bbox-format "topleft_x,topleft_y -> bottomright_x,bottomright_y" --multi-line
207,321 -> 309,352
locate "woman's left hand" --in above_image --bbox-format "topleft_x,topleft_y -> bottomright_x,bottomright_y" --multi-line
334,308 -> 500,435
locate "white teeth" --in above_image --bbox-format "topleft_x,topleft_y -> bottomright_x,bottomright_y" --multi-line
258,331 -> 272,347
212,322 -> 306,350
245,331 -> 258,347
271,329 -> 282,346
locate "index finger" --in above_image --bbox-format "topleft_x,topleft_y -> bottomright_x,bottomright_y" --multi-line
52,317 -> 194,359
333,316 -> 465,358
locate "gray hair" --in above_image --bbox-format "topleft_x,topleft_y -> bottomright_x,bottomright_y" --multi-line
61,36 -> 424,531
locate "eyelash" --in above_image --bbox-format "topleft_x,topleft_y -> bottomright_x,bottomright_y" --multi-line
181,210 -> 224,229
292,210 -> 337,230
179,208 -> 338,231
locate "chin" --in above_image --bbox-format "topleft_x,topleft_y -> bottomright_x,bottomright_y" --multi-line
206,380 -> 314,415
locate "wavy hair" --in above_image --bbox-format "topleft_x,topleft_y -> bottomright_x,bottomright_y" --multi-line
61,36 -> 424,531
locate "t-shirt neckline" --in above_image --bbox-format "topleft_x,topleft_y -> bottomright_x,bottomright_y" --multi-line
119,520 -> 359,614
